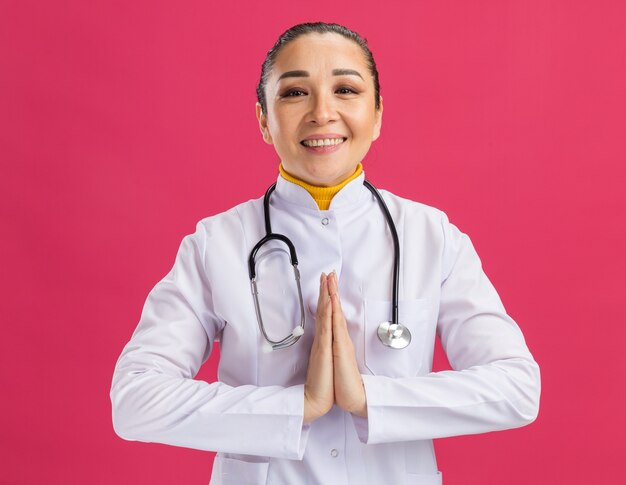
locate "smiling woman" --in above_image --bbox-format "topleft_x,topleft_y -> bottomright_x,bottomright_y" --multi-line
111,22 -> 541,485
256,29 -> 383,186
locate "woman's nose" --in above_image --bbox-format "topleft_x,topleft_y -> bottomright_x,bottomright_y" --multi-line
307,93 -> 337,125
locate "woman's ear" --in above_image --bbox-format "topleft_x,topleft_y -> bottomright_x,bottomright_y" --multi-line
372,95 -> 384,141
255,102 -> 273,145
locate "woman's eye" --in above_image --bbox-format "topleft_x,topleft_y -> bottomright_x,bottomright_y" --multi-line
336,87 -> 358,95
282,89 -> 307,97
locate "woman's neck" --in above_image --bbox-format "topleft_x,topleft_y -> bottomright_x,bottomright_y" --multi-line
278,163 -> 363,210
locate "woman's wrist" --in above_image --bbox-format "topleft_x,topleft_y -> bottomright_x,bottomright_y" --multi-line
351,400 -> 368,418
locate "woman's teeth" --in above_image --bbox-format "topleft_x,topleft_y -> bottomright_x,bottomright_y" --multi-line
302,138 -> 345,147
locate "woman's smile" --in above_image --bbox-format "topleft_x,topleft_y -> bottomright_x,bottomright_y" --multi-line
300,135 -> 347,153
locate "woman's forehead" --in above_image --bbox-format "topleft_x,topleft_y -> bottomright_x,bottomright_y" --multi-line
271,33 -> 368,75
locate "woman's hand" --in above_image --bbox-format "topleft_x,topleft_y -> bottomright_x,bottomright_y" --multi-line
304,272 -> 367,423
328,272 -> 368,418
303,273 -> 335,423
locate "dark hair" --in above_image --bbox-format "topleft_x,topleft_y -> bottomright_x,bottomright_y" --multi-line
256,22 -> 381,115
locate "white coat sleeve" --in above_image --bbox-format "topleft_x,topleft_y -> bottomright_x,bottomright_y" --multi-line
110,221 -> 310,459
353,212 -> 541,444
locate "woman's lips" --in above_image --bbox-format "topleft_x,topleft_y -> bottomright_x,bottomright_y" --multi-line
300,137 -> 347,153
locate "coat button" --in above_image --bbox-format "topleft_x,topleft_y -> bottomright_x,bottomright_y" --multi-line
330,448 -> 339,458
321,217 -> 329,226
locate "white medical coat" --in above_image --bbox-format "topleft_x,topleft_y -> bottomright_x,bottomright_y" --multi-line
111,171 -> 540,485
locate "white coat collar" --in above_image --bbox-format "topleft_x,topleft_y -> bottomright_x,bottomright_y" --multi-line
274,170 -> 368,211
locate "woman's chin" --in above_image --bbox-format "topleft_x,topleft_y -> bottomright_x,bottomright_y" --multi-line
286,162 -> 359,187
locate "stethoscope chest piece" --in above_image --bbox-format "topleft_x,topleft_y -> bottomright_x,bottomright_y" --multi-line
377,321 -> 412,349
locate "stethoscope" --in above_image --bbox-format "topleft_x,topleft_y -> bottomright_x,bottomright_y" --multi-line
248,180 -> 412,352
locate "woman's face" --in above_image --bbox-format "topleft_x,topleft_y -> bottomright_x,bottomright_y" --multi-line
257,33 -> 383,187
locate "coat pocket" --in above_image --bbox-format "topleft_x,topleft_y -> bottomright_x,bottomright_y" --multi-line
364,299 -> 433,377
210,454 -> 269,485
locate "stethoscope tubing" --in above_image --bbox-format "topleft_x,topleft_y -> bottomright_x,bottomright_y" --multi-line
247,179 -> 405,350
363,180 -> 400,326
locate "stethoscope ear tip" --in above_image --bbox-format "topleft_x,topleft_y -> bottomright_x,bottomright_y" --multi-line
292,326 -> 304,337
262,341 -> 274,353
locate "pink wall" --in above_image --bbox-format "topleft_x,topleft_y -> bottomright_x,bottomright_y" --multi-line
2,1 -> 624,483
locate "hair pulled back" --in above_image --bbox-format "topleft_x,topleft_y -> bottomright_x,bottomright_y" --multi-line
256,22 -> 381,115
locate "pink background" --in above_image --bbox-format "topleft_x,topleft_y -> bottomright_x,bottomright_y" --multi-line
2,1 -> 625,483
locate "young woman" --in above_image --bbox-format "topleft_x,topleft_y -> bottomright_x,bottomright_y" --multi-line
111,22 -> 540,485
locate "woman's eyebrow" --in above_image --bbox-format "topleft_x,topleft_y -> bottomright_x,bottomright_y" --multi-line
277,70 -> 309,82
276,68 -> 364,83
332,69 -> 363,79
